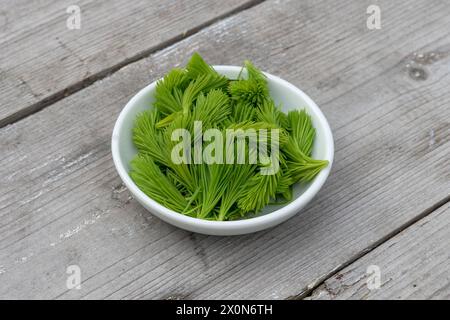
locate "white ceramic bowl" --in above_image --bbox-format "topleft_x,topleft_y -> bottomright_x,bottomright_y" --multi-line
112,66 -> 334,235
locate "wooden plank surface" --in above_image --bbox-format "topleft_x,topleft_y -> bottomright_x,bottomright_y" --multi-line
0,0 -> 449,299
0,0 -> 260,126
308,203 -> 450,300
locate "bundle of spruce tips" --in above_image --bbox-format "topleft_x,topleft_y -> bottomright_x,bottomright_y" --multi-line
130,52 -> 328,221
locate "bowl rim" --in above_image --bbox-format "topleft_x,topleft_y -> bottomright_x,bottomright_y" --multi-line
112,65 -> 334,232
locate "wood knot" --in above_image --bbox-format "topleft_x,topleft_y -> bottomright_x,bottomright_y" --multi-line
407,67 -> 427,81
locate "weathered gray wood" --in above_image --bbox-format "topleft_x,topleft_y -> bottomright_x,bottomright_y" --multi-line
0,0 -> 449,299
0,0 -> 260,126
308,203 -> 450,300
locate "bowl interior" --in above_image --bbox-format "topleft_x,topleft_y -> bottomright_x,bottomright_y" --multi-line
114,66 -> 333,218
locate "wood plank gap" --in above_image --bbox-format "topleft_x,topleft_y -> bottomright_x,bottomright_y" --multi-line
0,0 -> 266,129
287,195 -> 450,300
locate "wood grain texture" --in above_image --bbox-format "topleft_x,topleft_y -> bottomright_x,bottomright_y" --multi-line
308,203 -> 450,300
0,0 -> 260,126
0,0 -> 449,299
